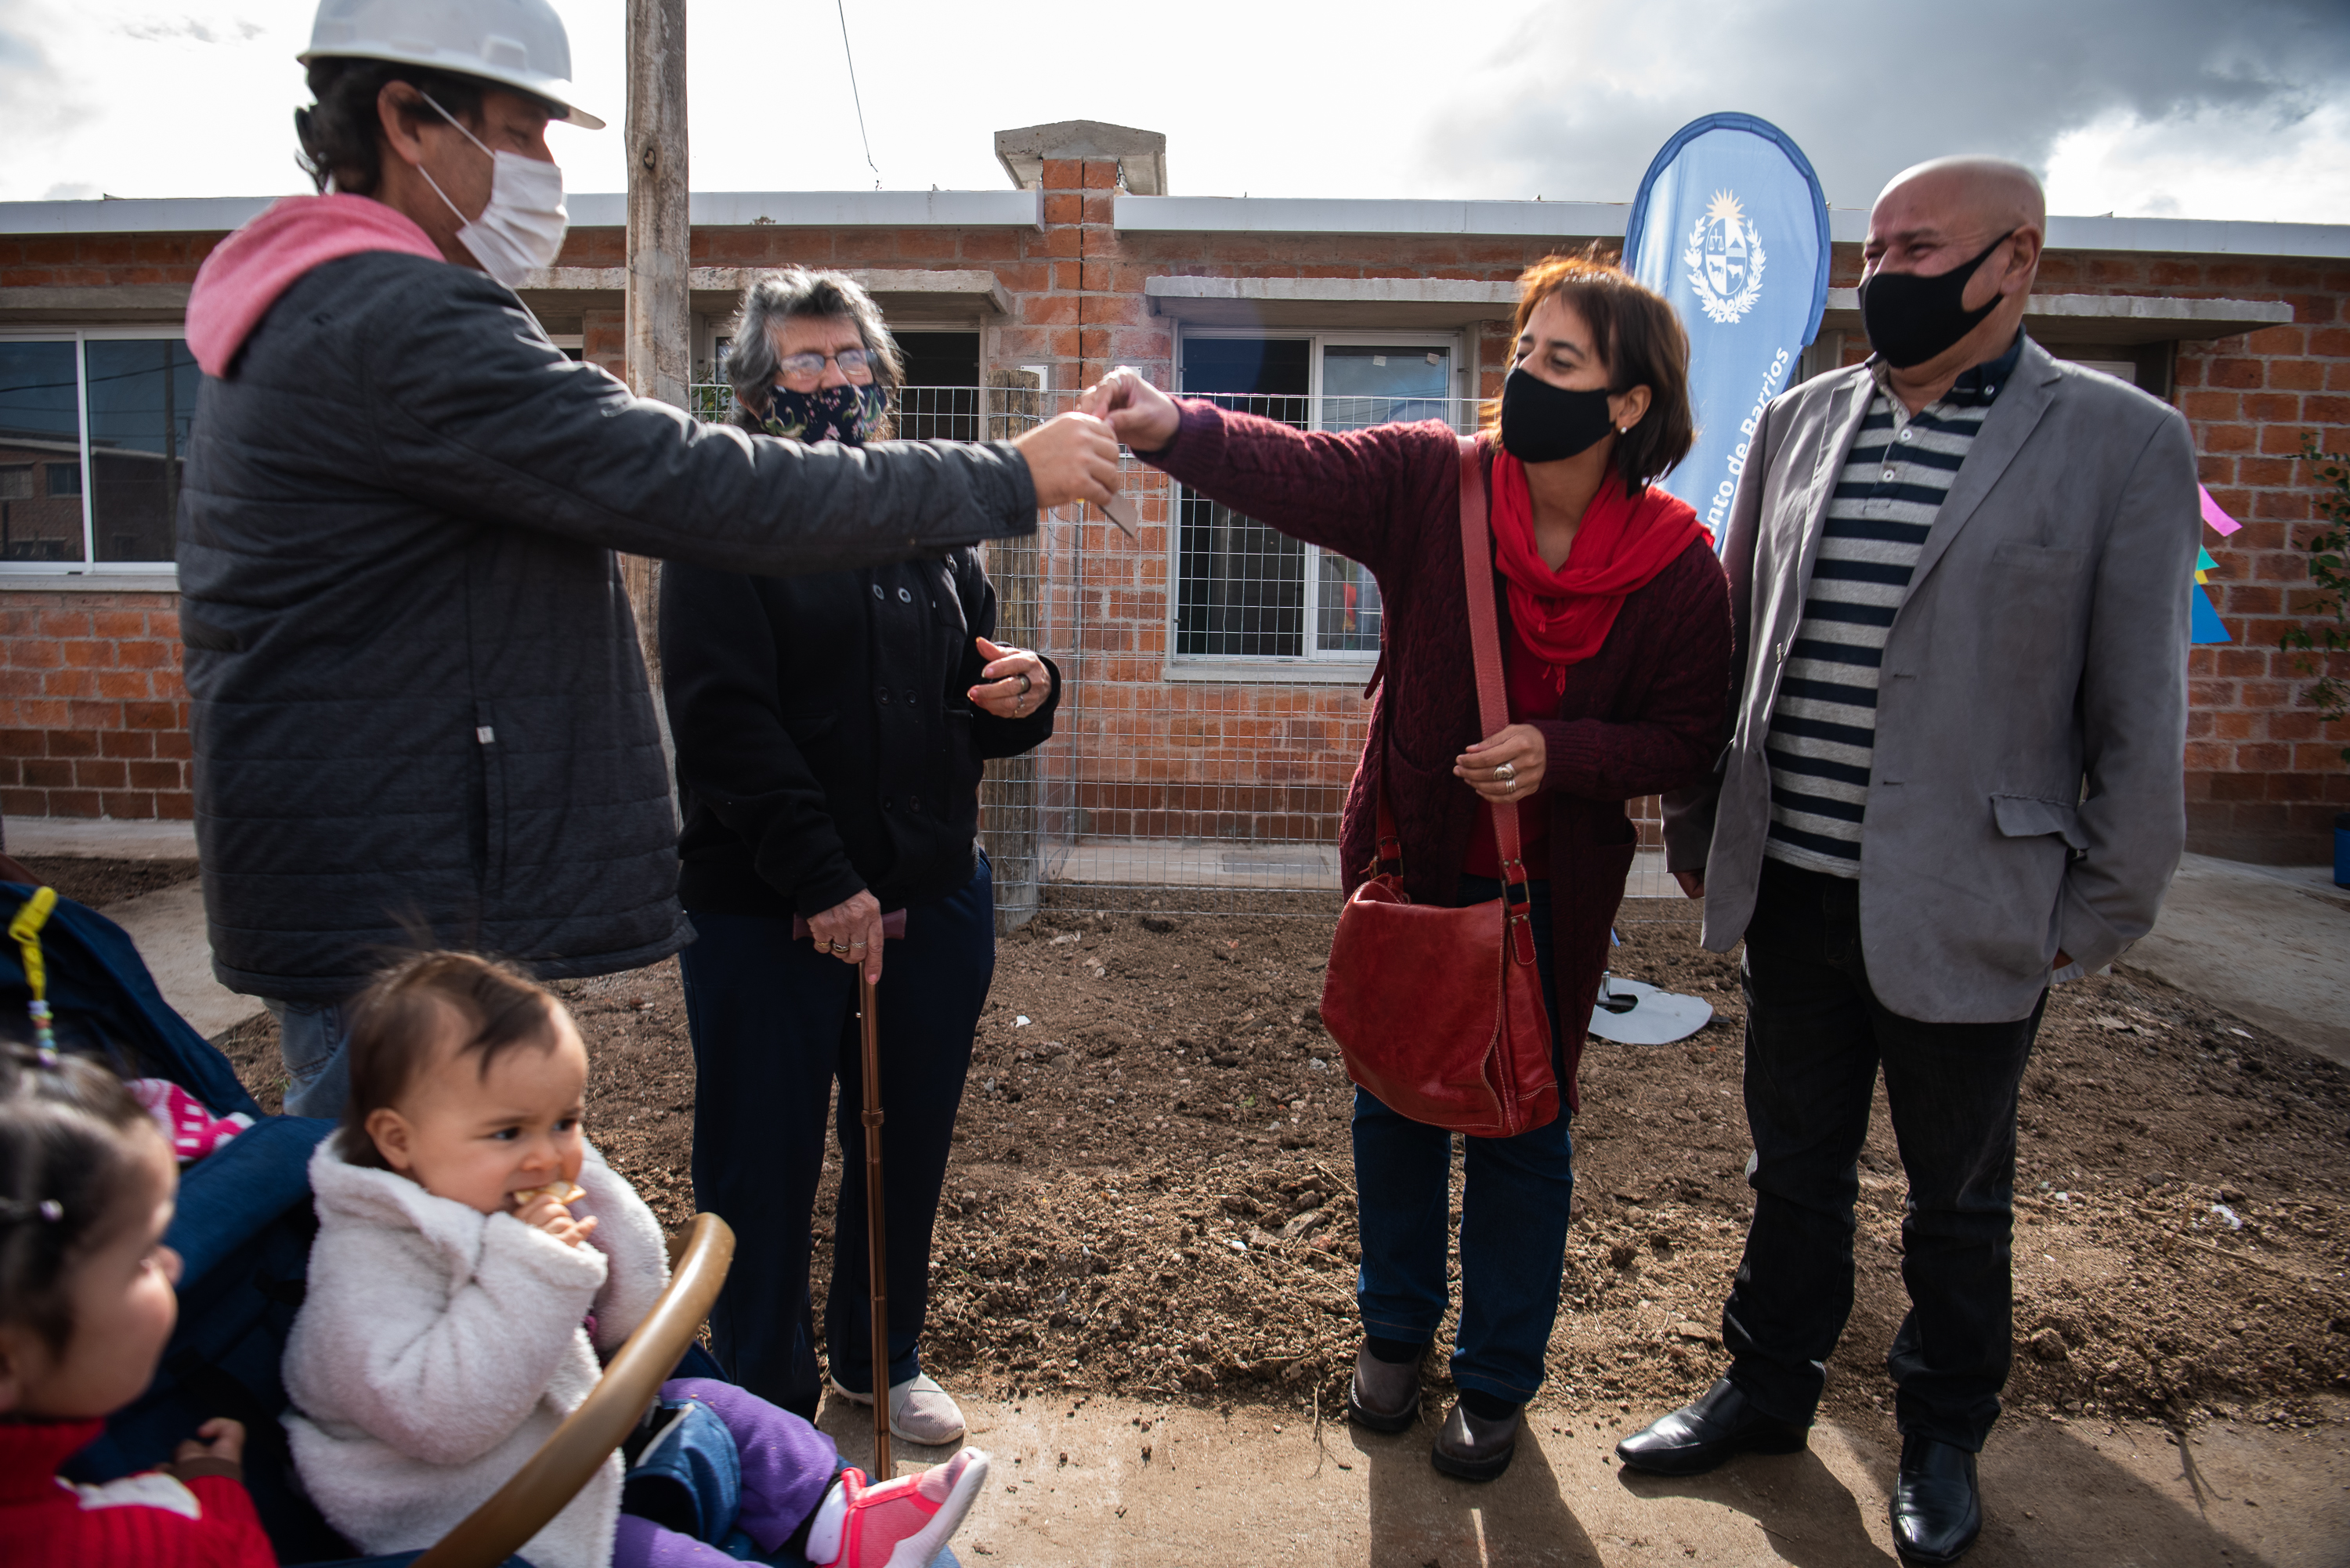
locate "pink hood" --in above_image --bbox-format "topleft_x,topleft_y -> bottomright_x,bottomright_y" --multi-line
186,194 -> 446,378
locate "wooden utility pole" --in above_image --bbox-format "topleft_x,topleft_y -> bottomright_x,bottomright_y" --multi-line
623,0 -> 689,677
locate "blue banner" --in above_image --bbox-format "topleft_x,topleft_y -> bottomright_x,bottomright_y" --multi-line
1622,114 -> 1831,536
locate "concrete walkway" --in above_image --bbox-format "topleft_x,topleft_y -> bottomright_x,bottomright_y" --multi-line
96,880 -> 263,1039
8,816 -> 197,859
4,815 -> 261,1038
815,1393 -> 2350,1567
2120,854 -> 2350,1068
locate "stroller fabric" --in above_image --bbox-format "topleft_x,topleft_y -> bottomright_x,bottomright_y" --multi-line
2,881 -> 258,1118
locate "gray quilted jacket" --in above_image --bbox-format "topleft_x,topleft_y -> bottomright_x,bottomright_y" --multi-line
177,250 -> 1036,998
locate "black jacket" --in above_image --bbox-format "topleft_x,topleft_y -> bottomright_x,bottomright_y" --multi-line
177,251 -> 1037,999
660,551 -> 1058,919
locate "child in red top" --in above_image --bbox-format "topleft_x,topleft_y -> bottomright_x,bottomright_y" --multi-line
0,1046 -> 274,1566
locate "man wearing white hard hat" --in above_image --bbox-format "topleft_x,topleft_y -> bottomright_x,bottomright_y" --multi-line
176,0 -> 1123,1118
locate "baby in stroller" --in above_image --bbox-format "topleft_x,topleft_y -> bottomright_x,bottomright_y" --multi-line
283,951 -> 988,1568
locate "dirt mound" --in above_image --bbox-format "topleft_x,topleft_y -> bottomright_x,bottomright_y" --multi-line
222,903 -> 2350,1432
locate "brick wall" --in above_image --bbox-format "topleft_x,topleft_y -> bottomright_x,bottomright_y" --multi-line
2166,265 -> 2350,862
0,591 -> 190,820
0,230 -> 218,291
3,199 -> 2345,862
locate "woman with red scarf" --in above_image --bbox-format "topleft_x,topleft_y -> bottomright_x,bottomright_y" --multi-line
1079,255 -> 1731,1481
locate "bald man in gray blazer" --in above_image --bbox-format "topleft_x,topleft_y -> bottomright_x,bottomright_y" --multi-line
1619,159 -> 2198,1565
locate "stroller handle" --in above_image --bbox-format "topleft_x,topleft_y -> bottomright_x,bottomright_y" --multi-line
408,1213 -> 738,1568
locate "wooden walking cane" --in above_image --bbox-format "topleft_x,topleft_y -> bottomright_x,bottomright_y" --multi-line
857,972 -> 891,1480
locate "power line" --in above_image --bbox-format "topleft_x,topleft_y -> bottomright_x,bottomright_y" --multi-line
833,0 -> 880,186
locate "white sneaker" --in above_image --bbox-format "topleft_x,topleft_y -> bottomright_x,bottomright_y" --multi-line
830,1371 -> 967,1447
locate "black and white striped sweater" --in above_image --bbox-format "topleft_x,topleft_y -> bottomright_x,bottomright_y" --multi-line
1762,334 -> 2023,876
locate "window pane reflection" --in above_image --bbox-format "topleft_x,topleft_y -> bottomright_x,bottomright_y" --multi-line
1321,345 -> 1451,431
86,338 -> 197,563
0,341 -> 85,563
1317,551 -> 1383,654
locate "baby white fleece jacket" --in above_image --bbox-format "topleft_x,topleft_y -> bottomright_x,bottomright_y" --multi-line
282,1139 -> 669,1568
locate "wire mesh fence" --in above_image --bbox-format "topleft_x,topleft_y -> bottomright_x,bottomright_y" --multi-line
689,384 -> 1679,930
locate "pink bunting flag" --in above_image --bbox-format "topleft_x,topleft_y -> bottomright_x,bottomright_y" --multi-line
2198,485 -> 2242,537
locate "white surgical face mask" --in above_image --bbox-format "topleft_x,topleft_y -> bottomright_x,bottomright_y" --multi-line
414,92 -> 567,287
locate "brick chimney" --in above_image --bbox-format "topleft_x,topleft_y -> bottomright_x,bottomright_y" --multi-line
990,122 -> 1170,401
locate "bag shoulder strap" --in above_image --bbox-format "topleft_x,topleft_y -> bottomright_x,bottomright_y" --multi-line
1361,436 -> 1530,919
1456,439 -> 1522,869
1459,438 -> 1539,963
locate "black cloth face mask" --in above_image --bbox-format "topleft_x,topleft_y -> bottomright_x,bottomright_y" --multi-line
1499,365 -> 1617,464
1856,229 -> 2017,369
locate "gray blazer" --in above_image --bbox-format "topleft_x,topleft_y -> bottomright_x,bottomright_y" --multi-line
1663,337 -> 2200,1024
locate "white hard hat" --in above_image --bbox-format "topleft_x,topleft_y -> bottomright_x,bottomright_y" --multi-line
299,0 -> 605,129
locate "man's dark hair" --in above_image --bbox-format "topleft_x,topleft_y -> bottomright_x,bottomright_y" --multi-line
1484,248 -> 1698,496
336,950 -> 560,1169
293,60 -> 497,197
0,1048 -> 152,1357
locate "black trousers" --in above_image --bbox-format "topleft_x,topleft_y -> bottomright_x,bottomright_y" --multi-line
677,859 -> 993,1418
1723,858 -> 2044,1451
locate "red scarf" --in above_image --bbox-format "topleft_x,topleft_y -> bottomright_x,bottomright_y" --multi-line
1487,447 -> 1711,689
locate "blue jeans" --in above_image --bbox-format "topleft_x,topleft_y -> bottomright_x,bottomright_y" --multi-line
1351,874 -> 1574,1405
1725,858 -> 2044,1451
678,860 -> 994,1418
266,996 -> 356,1119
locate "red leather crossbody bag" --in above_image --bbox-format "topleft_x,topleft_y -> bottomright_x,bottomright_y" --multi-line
1318,438 -> 1559,1138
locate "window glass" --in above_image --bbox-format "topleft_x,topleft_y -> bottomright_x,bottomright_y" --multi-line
1176,338 -> 1311,657
85,338 -> 197,563
894,331 -> 982,441
1309,345 -> 1445,653
1321,345 -> 1450,430
0,341 -> 85,562
1176,337 -> 1441,659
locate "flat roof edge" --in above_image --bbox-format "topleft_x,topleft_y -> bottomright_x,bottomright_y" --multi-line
1122,196 -> 2350,259
0,189 -> 1044,235
1117,195 -> 1631,238
6,190 -> 2344,258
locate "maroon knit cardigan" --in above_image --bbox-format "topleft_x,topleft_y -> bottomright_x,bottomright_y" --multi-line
1141,402 -> 1734,1108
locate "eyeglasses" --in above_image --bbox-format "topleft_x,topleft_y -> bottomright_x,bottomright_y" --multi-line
775,348 -> 875,385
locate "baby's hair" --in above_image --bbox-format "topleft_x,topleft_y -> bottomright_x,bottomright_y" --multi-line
338,951 -> 562,1170
0,1046 -> 154,1356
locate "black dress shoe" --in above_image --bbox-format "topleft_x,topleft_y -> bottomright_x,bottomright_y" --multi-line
1431,1399 -> 1519,1482
1892,1433 -> 1981,1565
1614,1377 -> 1809,1476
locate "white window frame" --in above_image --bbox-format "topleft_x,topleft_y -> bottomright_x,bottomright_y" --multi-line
0,326 -> 192,578
1171,326 -> 1466,672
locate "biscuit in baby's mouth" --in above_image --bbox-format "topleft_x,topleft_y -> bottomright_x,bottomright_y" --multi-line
512,1180 -> 587,1208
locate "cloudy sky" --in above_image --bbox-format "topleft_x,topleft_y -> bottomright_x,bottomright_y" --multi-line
4,0 -> 2348,222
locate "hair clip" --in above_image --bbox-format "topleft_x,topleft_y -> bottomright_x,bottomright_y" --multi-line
8,1031 -> 59,1069
0,1196 -> 63,1224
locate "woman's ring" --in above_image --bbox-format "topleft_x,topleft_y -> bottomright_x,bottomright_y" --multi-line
1495,762 -> 1517,782
830,941 -> 849,953
1016,672 -> 1032,697
850,939 -> 867,949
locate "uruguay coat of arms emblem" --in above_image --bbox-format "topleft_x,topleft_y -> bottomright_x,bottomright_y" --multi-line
1683,189 -> 1766,324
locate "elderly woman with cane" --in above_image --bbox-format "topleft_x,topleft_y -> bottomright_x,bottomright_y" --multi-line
662,269 -> 1060,1446
1079,255 -> 1732,1480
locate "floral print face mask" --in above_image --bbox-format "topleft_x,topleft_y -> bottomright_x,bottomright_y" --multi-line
761,381 -> 888,446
